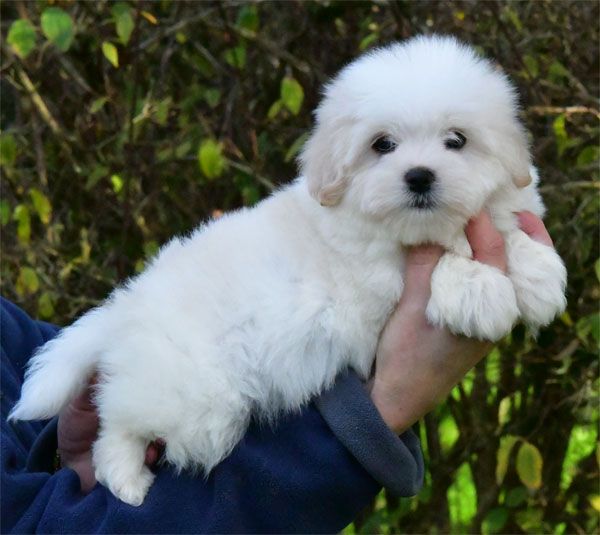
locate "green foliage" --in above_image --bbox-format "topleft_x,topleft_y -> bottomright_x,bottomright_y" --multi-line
101,42 -> 119,68
40,7 -> 74,52
481,507 -> 508,535
0,134 -> 17,166
281,77 -> 304,115
1,1 -> 598,533
496,435 -> 519,485
447,463 -> 477,531
198,140 -> 226,180
111,2 -> 135,46
7,19 -> 37,59
516,442 -> 543,490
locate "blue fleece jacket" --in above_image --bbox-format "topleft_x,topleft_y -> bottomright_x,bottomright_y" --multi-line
1,298 -> 423,533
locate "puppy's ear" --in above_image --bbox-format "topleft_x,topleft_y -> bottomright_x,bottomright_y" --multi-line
299,116 -> 357,206
487,122 -> 533,189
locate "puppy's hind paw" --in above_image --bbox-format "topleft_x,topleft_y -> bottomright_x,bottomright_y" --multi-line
426,253 -> 519,342
93,429 -> 155,506
99,466 -> 155,507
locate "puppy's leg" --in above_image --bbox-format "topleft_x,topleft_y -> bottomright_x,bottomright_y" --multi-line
426,252 -> 519,341
93,426 -> 154,506
506,230 -> 567,328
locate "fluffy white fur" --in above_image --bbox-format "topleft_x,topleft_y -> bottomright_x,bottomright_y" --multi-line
10,36 -> 567,505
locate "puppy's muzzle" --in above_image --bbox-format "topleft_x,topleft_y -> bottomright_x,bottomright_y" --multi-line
404,167 -> 436,194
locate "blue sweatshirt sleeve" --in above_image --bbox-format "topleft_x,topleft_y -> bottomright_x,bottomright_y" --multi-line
1,298 -> 423,534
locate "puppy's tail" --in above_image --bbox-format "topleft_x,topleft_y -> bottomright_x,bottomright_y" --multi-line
9,306 -> 112,422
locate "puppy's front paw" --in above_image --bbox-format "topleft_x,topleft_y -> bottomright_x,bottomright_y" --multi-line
426,253 -> 519,341
507,231 -> 567,328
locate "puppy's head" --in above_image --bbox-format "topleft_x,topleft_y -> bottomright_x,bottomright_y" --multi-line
299,35 -> 532,243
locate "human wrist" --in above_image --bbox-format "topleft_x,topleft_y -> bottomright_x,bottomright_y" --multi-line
368,378 -> 424,435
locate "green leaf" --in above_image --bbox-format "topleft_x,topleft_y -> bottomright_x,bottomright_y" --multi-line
267,99 -> 283,119
204,88 -> 221,109
198,139 -> 226,179
496,435 -> 519,485
516,441 -> 543,490
595,258 -> 600,283
111,174 -> 124,193
90,97 -> 109,114
242,185 -> 260,206
224,45 -> 246,69
175,141 -> 192,158
359,32 -> 379,51
236,4 -> 259,32
7,19 -> 37,59
38,292 -> 55,319
439,413 -> 460,454
29,188 -> 52,224
515,508 -> 544,533
154,97 -> 172,125
505,486 -> 528,507
281,77 -> 304,115
41,7 -> 74,52
485,347 -> 501,384
0,200 -> 10,226
503,5 -> 522,32
143,240 -> 159,259
482,507 -> 508,535
102,41 -> 119,68
552,114 -> 568,156
111,2 -> 135,45
16,266 -> 40,296
560,424 -> 598,490
78,228 -> 91,264
577,145 -> 600,167
576,313 -> 600,344
0,134 -> 17,167
284,132 -> 309,163
13,204 -> 31,244
549,60 -> 571,82
498,396 -> 511,425
85,165 -> 109,190
447,462 -> 477,529
522,54 -> 539,78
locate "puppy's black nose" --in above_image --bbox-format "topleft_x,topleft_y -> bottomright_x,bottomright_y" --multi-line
404,167 -> 436,194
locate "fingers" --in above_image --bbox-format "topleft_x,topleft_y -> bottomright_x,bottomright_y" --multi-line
466,211 -> 507,272
145,439 -> 165,467
401,244 -> 444,306
517,211 -> 553,246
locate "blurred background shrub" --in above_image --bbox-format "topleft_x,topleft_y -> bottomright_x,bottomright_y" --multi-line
1,1 -> 598,533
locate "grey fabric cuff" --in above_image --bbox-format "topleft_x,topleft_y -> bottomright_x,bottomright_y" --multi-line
315,370 -> 424,497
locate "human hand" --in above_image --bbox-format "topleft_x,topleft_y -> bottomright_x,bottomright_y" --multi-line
58,376 -> 163,493
369,211 -> 553,434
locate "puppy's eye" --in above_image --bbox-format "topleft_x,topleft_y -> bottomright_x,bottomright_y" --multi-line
445,131 -> 467,150
372,136 -> 397,154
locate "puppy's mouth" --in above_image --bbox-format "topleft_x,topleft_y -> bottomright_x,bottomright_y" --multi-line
407,194 -> 436,210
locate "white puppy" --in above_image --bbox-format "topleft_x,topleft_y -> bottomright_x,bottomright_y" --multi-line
10,35 -> 566,505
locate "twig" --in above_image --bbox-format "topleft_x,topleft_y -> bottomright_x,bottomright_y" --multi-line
59,56 -> 94,95
16,66 -> 65,139
31,114 -> 48,187
227,160 -> 276,191
527,105 -> 600,119
136,8 -> 217,51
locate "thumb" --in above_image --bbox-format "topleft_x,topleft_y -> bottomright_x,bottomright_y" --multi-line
401,244 -> 444,307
